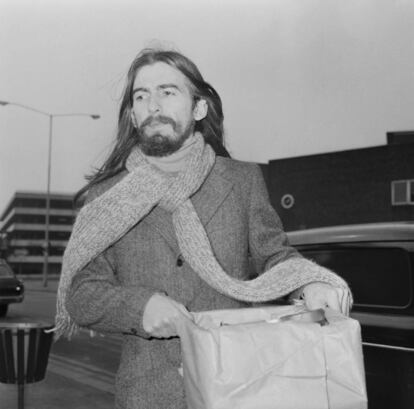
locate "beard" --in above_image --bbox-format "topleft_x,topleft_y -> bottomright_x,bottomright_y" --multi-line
136,115 -> 195,157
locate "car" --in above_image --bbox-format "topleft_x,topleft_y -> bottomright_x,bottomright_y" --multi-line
287,221 -> 414,409
0,258 -> 24,317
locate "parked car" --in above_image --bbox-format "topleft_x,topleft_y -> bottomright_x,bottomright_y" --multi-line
0,259 -> 24,317
287,221 -> 414,409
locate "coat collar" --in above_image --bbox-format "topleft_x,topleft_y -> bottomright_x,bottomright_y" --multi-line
142,157 -> 234,252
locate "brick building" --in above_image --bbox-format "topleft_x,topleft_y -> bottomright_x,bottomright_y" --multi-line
263,139 -> 414,231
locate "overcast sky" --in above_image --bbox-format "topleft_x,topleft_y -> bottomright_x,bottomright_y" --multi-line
1,0 -> 414,214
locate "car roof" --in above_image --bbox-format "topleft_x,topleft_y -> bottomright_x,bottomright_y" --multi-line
287,221 -> 414,245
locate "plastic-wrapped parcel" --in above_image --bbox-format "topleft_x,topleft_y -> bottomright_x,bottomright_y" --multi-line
177,305 -> 367,409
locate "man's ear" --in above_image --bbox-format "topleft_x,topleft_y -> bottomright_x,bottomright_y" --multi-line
193,99 -> 208,121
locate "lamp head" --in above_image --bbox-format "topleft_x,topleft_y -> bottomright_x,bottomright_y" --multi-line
0,101 -> 10,106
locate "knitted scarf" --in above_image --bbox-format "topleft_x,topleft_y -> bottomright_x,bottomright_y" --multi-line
55,133 -> 350,338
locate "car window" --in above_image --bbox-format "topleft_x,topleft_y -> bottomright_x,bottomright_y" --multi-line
299,247 -> 412,308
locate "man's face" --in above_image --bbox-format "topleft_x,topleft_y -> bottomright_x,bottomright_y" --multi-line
131,61 -> 204,157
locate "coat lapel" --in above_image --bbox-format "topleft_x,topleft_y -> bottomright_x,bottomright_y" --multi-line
141,159 -> 234,251
191,158 -> 234,228
142,206 -> 179,252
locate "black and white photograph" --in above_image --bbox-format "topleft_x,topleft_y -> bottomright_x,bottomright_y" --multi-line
1,1 -> 413,408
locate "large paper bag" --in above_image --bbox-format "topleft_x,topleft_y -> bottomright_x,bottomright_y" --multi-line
177,305 -> 367,409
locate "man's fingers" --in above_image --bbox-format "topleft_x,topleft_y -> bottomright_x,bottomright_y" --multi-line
341,290 -> 351,316
304,295 -> 328,311
150,303 -> 192,338
335,288 -> 351,316
148,317 -> 177,338
302,283 -> 348,314
143,294 -> 192,338
326,289 -> 341,312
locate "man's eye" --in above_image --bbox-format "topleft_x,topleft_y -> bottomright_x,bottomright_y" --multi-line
162,89 -> 175,97
134,94 -> 146,101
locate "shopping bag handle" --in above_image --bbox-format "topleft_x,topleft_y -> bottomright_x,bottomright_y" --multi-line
277,308 -> 328,326
216,308 -> 329,327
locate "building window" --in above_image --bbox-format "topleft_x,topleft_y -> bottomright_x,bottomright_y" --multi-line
391,180 -> 414,205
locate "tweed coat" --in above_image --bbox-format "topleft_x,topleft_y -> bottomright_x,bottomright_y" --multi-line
66,156 -> 301,409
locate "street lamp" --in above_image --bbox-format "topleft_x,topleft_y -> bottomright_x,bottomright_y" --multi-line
0,100 -> 100,287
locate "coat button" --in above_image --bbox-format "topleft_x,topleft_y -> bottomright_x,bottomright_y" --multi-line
176,255 -> 184,267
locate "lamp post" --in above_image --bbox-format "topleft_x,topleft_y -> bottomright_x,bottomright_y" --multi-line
0,100 -> 100,287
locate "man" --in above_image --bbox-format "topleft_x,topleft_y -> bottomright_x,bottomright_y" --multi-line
56,48 -> 351,409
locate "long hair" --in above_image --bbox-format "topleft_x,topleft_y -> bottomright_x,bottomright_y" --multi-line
76,49 -> 229,203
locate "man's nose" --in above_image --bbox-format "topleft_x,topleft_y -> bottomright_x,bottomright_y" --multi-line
148,94 -> 161,113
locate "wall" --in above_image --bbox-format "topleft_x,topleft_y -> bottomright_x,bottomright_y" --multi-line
266,143 -> 414,231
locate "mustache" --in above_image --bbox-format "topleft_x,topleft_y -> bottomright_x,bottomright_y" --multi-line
139,115 -> 177,130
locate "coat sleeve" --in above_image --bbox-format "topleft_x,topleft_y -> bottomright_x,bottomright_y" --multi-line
246,164 -> 302,275
65,179 -> 159,338
66,250 -> 160,337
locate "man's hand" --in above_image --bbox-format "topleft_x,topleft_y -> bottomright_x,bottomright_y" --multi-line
142,293 -> 192,338
301,282 -> 350,316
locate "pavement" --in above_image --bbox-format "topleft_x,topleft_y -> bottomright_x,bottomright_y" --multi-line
0,277 -> 115,409
0,372 -> 114,409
